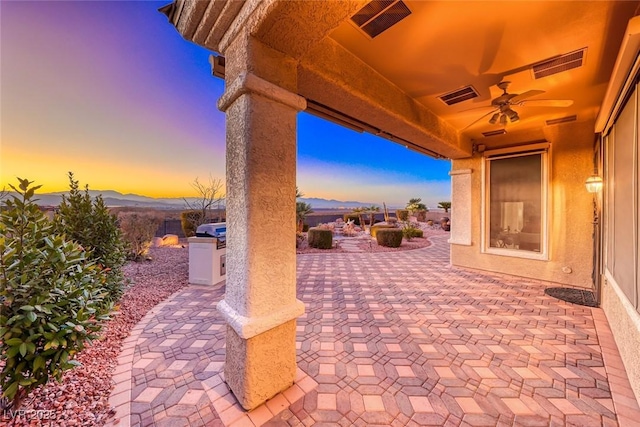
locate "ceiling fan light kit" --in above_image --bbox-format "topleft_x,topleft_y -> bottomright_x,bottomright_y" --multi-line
464,81 -> 573,130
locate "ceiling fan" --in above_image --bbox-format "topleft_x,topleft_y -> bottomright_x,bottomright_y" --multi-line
465,81 -> 573,128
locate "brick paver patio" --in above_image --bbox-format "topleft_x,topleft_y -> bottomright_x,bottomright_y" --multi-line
107,234 -> 640,426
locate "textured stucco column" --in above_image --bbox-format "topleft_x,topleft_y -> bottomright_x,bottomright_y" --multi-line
215,35 -> 305,410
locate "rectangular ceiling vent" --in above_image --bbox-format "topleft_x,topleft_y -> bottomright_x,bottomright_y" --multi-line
532,48 -> 586,79
482,129 -> 507,137
546,115 -> 577,126
438,86 -> 479,106
351,0 -> 411,39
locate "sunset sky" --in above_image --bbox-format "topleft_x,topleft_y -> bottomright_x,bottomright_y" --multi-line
1,1 -> 451,207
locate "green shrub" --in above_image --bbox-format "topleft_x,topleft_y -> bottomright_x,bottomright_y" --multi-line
343,213 -> 360,225
396,209 -> 409,221
371,224 -> 396,238
0,179 -> 111,409
118,211 -> 163,261
308,228 -> 333,249
403,225 -> 423,240
181,210 -> 204,237
53,173 -> 126,303
376,228 -> 403,248
302,224 -> 310,232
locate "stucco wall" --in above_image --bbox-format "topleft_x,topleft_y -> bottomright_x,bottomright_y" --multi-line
601,275 -> 640,402
451,120 -> 595,288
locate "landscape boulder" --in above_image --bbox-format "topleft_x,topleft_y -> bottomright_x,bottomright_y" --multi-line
161,234 -> 179,246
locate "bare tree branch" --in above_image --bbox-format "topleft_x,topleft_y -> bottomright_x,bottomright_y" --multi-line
183,175 -> 225,228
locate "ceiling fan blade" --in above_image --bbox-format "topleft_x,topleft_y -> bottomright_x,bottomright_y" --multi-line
462,108 -> 499,130
519,99 -> 574,107
458,104 -> 496,114
510,90 -> 545,104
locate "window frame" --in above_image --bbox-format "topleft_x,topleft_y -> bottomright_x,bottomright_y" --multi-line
481,148 -> 549,261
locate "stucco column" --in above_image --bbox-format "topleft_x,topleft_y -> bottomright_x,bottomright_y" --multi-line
215,35 -> 306,410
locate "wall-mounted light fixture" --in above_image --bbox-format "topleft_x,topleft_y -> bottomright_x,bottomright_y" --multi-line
585,174 -> 603,193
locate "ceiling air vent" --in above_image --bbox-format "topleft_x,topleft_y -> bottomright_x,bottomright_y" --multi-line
546,115 -> 577,126
482,129 -> 507,137
351,0 -> 411,39
532,49 -> 586,79
438,86 -> 479,106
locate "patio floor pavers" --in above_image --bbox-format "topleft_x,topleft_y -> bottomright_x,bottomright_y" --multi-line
107,233 -> 640,426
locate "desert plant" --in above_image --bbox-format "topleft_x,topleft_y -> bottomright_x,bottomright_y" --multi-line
406,198 -> 427,213
181,210 -> 204,237
0,179 -> 111,409
53,172 -> 127,303
296,201 -> 313,233
371,224 -> 396,238
118,211 -> 163,261
402,222 -> 423,240
351,207 -> 367,227
343,213 -> 361,225
396,209 -> 409,221
308,227 -> 333,249
366,205 -> 380,228
375,228 -> 403,248
382,202 -> 390,222
183,175 -> 225,231
415,210 -> 428,222
438,201 -> 451,213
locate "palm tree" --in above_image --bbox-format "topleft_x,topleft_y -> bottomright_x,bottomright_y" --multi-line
296,201 -> 313,232
406,197 -> 427,212
438,201 -> 451,213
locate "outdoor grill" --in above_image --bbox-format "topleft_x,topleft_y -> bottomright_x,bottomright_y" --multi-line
188,222 -> 226,285
196,223 -> 226,249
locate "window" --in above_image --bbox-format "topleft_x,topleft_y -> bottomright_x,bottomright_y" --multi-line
483,150 -> 548,259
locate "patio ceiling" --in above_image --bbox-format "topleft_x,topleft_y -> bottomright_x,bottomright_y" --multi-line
163,0 -> 640,158
326,1 -> 639,145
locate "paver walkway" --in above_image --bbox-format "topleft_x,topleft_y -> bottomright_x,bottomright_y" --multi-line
108,234 -> 640,426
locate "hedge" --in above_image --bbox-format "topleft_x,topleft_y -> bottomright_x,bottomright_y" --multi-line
371,224 -> 396,238
308,227 -> 333,249
376,228 -> 403,248
396,209 -> 409,221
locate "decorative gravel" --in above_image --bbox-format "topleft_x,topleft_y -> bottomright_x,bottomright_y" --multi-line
2,245 -> 189,427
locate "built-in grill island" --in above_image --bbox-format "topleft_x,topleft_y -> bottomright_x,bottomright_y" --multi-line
188,222 -> 226,285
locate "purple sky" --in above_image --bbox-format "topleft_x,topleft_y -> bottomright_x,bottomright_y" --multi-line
1,1 -> 451,207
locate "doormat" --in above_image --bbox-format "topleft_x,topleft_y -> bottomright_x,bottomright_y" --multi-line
544,287 -> 598,307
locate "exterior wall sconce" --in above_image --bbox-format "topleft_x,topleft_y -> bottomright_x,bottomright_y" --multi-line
585,174 -> 603,193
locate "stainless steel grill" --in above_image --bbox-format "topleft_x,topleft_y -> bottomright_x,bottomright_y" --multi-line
195,223 -> 226,249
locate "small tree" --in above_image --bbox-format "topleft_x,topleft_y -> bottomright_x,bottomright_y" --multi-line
366,205 -> 380,227
296,202 -> 313,233
0,179 -> 111,409
183,175 -> 225,230
53,172 -> 127,303
118,211 -> 163,261
406,198 -> 427,213
352,207 -> 367,229
438,201 -> 451,213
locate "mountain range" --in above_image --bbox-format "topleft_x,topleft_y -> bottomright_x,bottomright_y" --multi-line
3,190 -> 378,210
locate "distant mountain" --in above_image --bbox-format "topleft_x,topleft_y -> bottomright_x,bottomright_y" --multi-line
298,197 -> 378,209
4,190 -> 202,210
3,190 -> 375,210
